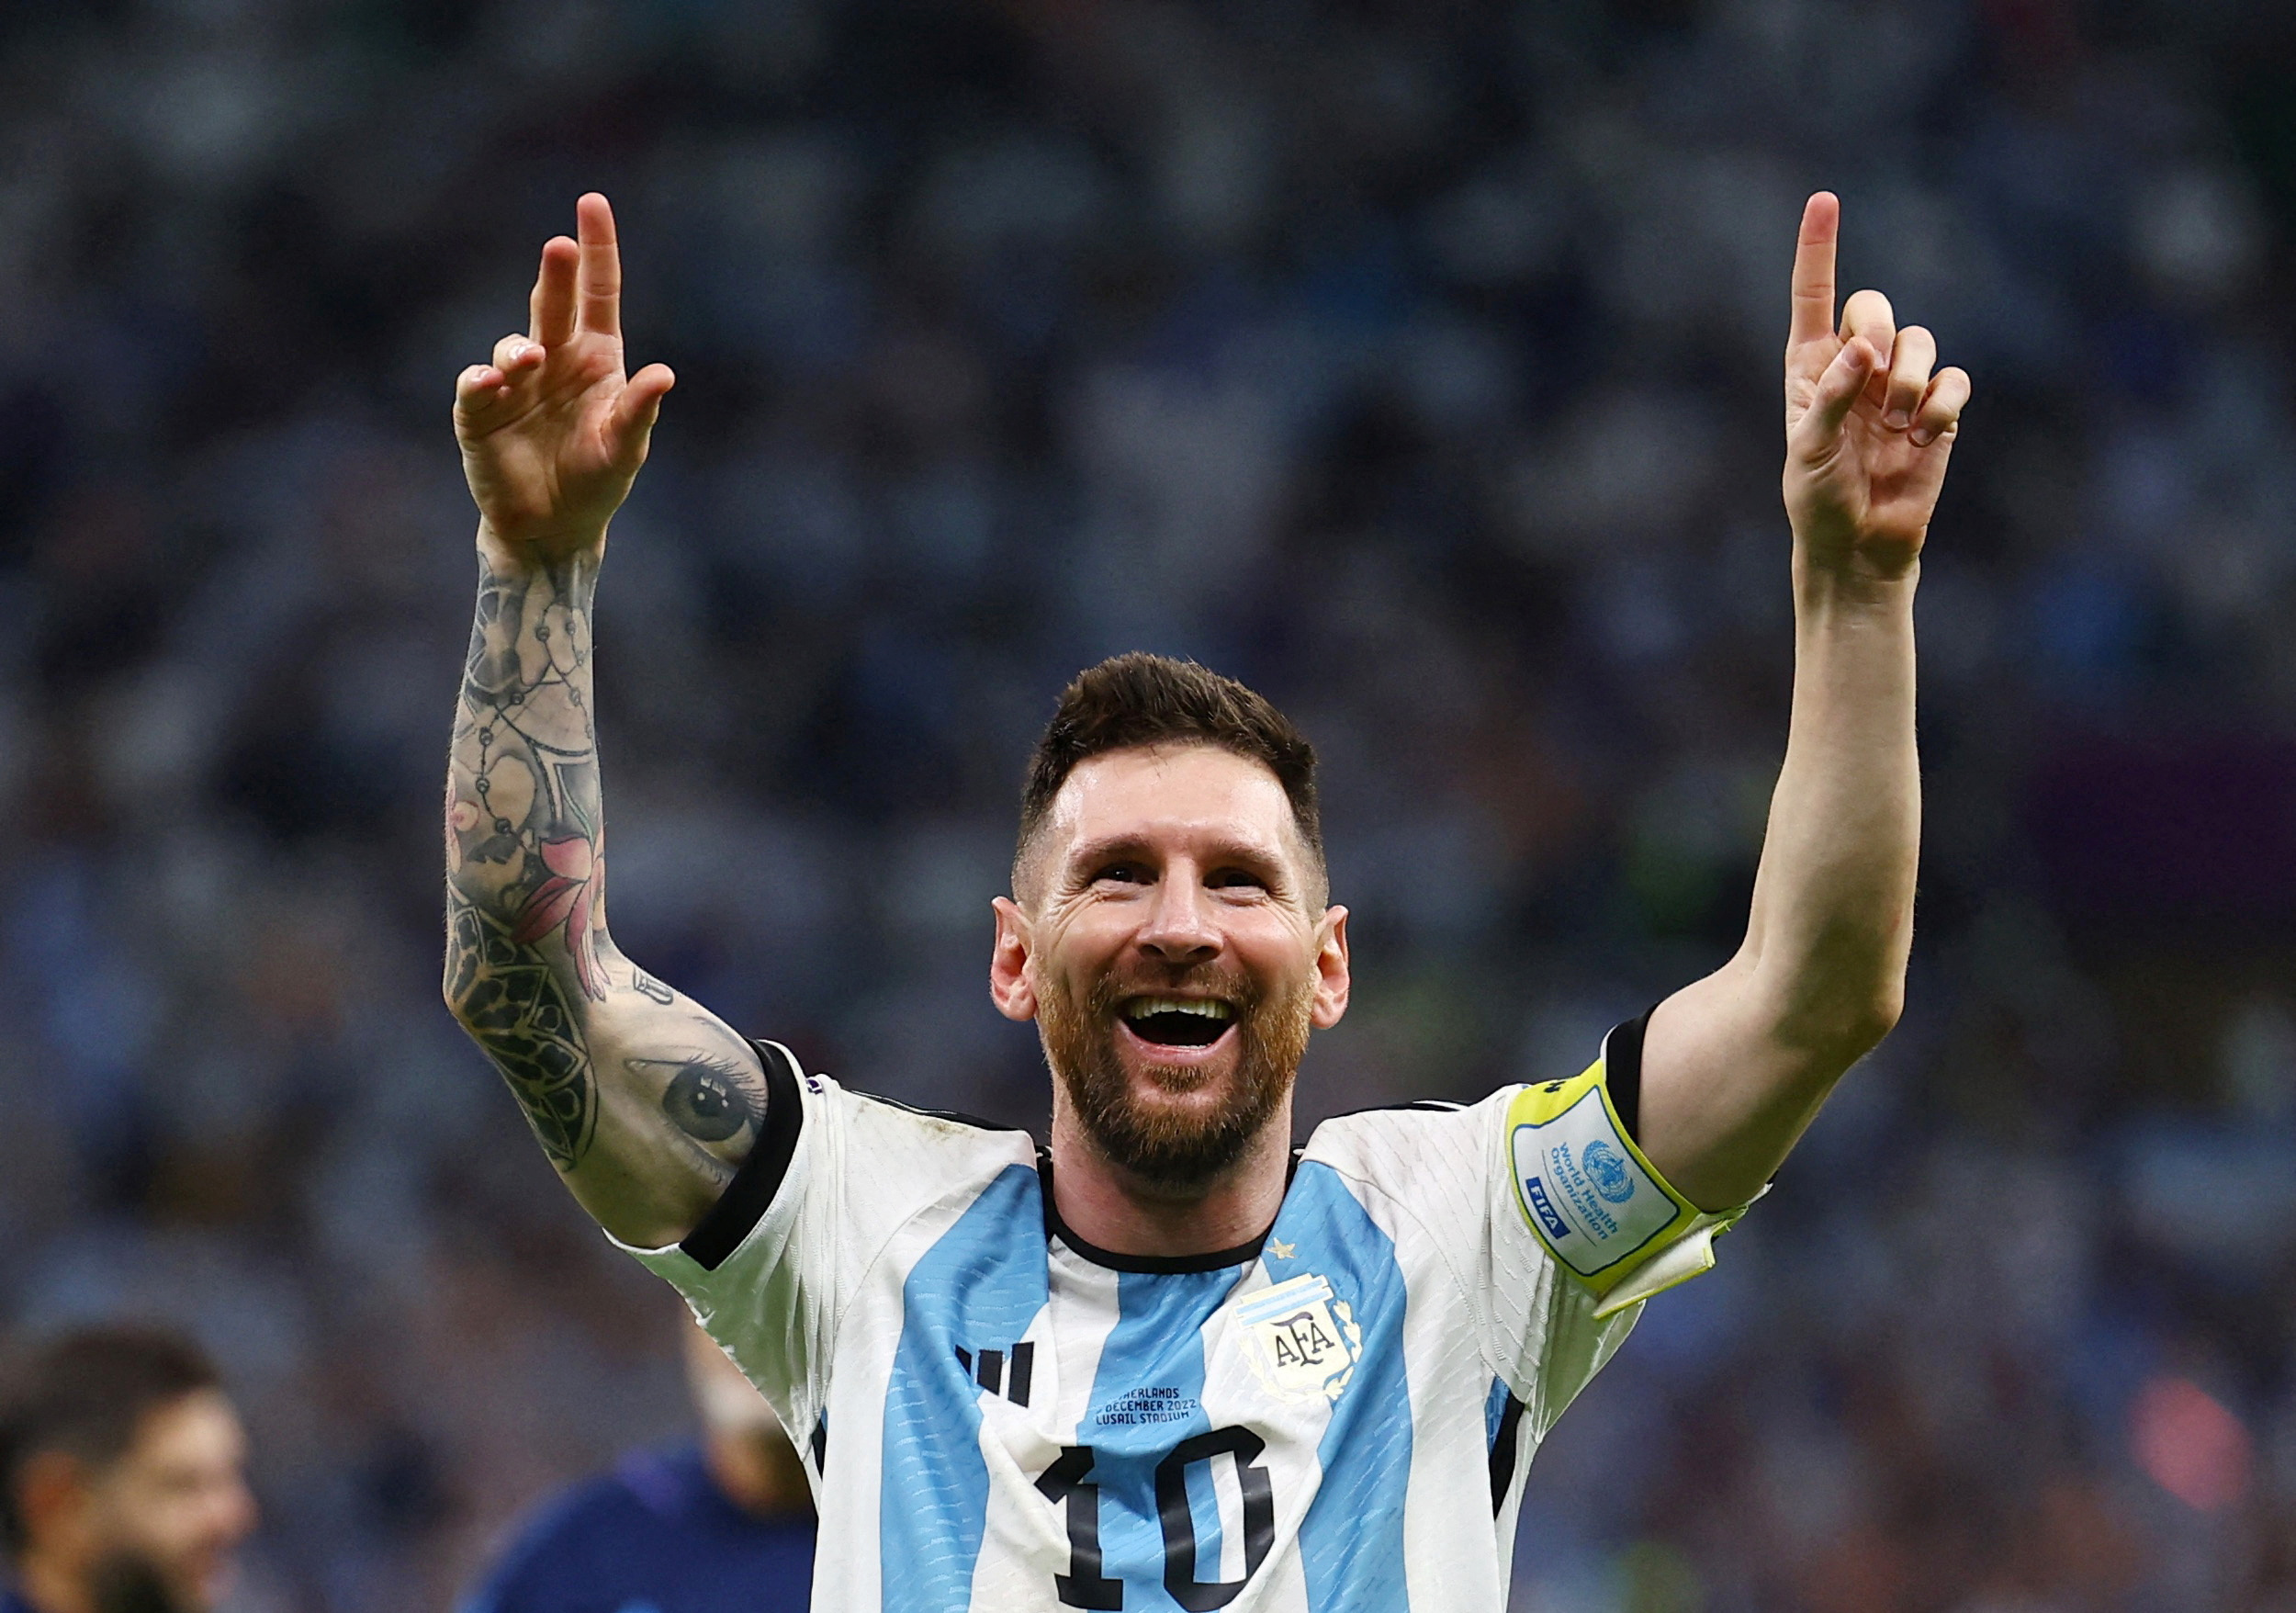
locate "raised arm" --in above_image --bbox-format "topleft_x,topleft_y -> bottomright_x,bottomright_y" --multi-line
1636,192 -> 1972,1210
444,194 -> 768,1248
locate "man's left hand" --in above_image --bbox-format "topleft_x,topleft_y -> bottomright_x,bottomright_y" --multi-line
1783,191 -> 1972,580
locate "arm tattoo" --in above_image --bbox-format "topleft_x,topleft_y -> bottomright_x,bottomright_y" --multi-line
446,885 -> 599,1167
444,553 -> 607,1169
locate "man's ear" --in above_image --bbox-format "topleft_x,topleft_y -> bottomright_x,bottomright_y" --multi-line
989,897 -> 1038,1022
15,1449 -> 92,1552
1311,906 -> 1351,1029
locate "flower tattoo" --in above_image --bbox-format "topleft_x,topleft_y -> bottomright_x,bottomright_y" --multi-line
512,833 -> 606,1000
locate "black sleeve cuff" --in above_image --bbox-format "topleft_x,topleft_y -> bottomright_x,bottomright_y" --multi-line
679,1041 -> 805,1271
1602,1009 -> 1654,1145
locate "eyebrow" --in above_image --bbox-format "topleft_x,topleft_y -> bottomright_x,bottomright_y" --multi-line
1064,832 -> 1289,879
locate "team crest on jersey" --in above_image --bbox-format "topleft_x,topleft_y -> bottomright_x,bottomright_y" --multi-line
1236,1272 -> 1361,1404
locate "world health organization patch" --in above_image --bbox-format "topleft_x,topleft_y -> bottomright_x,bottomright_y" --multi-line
1505,1058 -> 1748,1316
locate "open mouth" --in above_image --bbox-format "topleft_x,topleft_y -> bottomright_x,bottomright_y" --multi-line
1120,996 -> 1236,1048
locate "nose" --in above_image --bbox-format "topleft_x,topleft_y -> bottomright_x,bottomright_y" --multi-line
1138,868 -> 1221,964
214,1474 -> 260,1546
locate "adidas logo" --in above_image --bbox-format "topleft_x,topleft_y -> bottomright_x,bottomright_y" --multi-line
955,1341 -> 1035,1407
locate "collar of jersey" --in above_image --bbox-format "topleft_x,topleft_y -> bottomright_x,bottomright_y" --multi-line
1034,1148 -> 1300,1274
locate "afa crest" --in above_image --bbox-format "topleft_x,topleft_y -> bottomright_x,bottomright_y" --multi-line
1237,1272 -> 1362,1404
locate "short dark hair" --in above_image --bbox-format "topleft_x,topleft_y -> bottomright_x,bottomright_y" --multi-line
1017,653 -> 1323,891
0,1325 -> 221,1556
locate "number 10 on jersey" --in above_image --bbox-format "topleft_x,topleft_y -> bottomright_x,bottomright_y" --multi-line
1036,1430 -> 1276,1609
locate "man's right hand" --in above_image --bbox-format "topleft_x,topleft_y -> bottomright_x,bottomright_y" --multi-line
454,192 -> 675,558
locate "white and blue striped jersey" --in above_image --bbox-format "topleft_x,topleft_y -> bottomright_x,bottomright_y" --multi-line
621,1026 -> 1740,1613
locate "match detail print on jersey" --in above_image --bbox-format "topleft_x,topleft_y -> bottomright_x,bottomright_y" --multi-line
1504,1058 -> 1747,1317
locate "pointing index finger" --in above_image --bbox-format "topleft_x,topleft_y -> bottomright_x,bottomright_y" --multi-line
1789,191 -> 1840,350
576,192 -> 622,339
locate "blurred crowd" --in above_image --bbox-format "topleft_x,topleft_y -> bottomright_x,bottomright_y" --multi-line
1,0 -> 2294,1607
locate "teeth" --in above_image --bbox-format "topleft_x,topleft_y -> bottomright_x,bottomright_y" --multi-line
1125,998 -> 1233,1022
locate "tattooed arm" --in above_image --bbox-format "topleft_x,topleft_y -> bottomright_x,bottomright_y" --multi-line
443,195 -> 766,1247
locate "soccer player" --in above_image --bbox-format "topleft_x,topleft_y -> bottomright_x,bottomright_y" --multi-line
444,191 -> 1967,1609
460,1318 -> 814,1613
0,1325 -> 258,1613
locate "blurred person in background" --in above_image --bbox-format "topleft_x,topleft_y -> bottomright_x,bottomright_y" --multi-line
0,1326 -> 257,1613
459,1316 -> 812,1613
438,187 -> 1966,1610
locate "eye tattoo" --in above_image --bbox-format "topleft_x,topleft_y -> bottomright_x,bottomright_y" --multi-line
636,1056 -> 760,1144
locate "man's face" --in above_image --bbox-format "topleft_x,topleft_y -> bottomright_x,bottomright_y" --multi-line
993,745 -> 1349,1189
79,1391 -> 257,1613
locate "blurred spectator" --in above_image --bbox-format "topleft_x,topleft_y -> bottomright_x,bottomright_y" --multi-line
457,1318 -> 811,1613
0,1325 -> 258,1613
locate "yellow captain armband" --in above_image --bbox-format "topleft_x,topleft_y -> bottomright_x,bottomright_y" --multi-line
1505,1058 -> 1747,1319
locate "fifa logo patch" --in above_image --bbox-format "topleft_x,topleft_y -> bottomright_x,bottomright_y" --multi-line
1521,1173 -> 1571,1241
1237,1272 -> 1361,1404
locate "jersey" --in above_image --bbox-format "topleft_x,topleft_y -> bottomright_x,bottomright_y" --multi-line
459,1443 -> 814,1613
619,1024 -> 1743,1613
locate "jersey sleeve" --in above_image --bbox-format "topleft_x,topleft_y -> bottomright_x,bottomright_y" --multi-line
610,1041 -> 1034,1455
1304,1019 -> 1750,1443
1484,1019 -> 1750,1430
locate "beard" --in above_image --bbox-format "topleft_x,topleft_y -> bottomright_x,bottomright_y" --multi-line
1040,962 -> 1313,1190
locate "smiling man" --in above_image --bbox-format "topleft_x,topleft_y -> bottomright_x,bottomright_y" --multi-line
0,1327 -> 258,1613
443,191 -> 1967,1611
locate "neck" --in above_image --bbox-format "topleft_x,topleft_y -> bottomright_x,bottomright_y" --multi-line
16,1556 -> 94,1613
702,1427 -> 812,1520
1047,1099 -> 1293,1258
